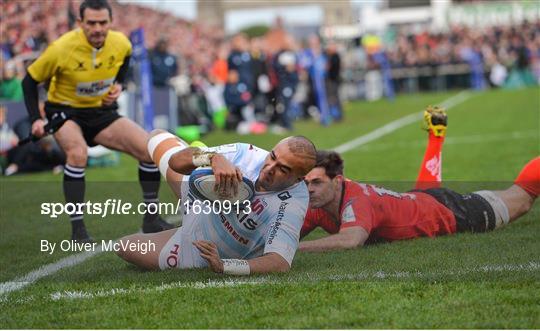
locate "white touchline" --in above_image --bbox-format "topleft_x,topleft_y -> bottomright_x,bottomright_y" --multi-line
333,90 -> 472,154
0,90 -> 474,298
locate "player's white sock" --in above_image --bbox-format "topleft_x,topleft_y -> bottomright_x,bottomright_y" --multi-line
474,190 -> 510,229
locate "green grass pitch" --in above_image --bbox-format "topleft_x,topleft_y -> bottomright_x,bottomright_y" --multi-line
0,87 -> 539,328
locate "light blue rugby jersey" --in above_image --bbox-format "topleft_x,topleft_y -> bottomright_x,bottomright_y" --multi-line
180,143 -> 309,266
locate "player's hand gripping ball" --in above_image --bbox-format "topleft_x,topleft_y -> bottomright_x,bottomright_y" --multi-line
189,167 -> 255,203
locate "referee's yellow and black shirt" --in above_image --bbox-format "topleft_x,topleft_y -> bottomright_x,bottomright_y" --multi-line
27,28 -> 132,108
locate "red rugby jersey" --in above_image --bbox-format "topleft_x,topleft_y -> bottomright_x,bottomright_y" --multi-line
301,180 -> 457,242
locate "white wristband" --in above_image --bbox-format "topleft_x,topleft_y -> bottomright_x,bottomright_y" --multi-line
192,151 -> 215,167
222,259 -> 250,276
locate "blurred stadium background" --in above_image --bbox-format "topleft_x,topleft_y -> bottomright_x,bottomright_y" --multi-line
1,0 -> 539,175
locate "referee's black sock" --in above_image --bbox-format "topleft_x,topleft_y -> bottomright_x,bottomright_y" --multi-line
63,164 -> 86,233
138,162 -> 160,222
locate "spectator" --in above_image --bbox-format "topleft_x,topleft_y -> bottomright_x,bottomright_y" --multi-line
223,70 -> 248,130
205,44 -> 229,128
325,40 -> 343,121
225,33 -> 254,129
0,61 -> 23,102
0,106 -> 18,173
228,33 -> 255,95
149,38 -> 178,87
301,34 -> 330,125
250,37 -> 271,120
209,44 -> 229,85
272,36 -> 299,132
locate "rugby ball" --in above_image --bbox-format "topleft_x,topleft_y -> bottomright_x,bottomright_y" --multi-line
189,167 -> 255,203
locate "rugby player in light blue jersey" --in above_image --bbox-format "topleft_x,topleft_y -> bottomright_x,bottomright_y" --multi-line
116,130 -> 316,276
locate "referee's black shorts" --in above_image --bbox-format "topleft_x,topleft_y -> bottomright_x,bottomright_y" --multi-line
45,102 -> 122,147
411,187 -> 497,233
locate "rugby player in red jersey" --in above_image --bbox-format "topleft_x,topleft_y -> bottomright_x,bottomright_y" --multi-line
299,107 -> 539,251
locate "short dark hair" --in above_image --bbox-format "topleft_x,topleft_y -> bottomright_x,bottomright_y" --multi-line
80,0 -> 112,20
315,151 -> 344,179
285,135 -> 317,174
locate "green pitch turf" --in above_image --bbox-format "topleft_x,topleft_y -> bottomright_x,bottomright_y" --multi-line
1,88 -> 539,328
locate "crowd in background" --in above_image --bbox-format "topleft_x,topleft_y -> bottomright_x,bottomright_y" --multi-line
1,0 -> 540,174
144,17 -> 344,135
382,20 -> 540,92
0,0 -> 224,76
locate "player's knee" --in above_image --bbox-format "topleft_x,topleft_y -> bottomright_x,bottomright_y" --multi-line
147,131 -> 189,178
66,147 -> 87,166
146,129 -> 170,161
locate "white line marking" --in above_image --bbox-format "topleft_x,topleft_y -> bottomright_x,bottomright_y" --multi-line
357,130 -> 539,152
0,244 -> 104,296
49,279 -> 263,301
44,261 -> 539,301
333,91 -> 472,154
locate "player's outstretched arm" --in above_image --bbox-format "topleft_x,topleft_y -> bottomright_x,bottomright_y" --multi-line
299,227 -> 368,252
194,240 -> 290,274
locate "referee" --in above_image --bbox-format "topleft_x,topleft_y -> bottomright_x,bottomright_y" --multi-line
22,0 -> 173,242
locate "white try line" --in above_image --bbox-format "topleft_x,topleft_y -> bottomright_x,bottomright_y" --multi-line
40,261 -> 538,302
333,90 -> 472,154
0,91 -> 473,298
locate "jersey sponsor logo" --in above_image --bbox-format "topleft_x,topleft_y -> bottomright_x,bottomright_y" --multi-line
278,191 -> 291,201
426,155 -> 441,180
402,193 -> 416,200
267,201 -> 288,244
237,198 -> 265,231
76,78 -> 114,97
219,213 -> 249,245
166,244 -> 180,268
341,202 -> 356,223
372,185 -> 403,199
359,183 -> 371,195
251,198 -> 266,215
238,213 -> 258,231
370,185 -> 416,200
74,61 -> 86,71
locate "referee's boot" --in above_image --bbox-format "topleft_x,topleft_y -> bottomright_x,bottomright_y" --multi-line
142,214 -> 174,233
71,223 -> 95,243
